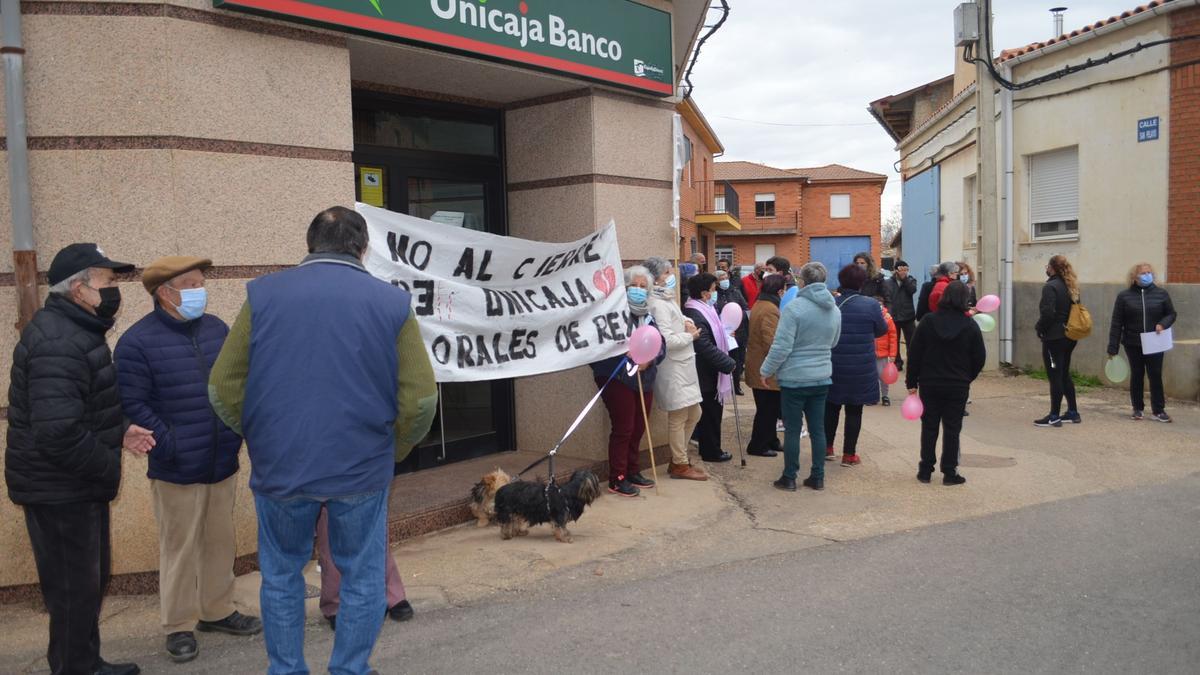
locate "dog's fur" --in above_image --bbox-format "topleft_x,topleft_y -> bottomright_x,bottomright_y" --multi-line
493,469 -> 601,543
469,468 -> 512,527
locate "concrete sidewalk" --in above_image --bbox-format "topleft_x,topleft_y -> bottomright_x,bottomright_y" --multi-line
1,373 -> 1196,673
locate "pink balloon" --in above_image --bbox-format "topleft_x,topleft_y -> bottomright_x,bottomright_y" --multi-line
628,325 -> 663,365
976,294 -> 1001,313
720,302 -> 743,331
882,362 -> 899,385
901,393 -> 924,421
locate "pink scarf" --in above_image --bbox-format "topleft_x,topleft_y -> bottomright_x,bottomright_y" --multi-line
685,298 -> 733,404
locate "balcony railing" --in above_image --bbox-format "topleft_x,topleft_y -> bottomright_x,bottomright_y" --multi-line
695,179 -> 739,218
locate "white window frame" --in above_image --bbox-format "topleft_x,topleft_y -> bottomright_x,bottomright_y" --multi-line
830,193 -> 851,219
714,194 -> 726,213
755,193 -> 776,218
964,174 -> 978,249
1028,146 -> 1080,241
715,245 -> 734,264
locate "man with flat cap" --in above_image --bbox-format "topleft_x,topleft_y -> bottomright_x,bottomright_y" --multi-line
6,243 -> 154,675
114,256 -> 261,664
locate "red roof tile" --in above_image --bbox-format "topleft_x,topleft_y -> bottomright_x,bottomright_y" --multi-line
998,0 -> 1178,62
714,161 -> 805,181
788,164 -> 888,182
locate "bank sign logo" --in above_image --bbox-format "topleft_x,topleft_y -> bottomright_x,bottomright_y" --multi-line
633,58 -> 664,79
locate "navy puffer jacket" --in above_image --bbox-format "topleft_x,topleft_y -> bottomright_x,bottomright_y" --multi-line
828,290 -> 888,405
114,304 -> 242,484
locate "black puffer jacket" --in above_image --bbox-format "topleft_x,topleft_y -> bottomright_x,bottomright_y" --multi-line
1036,275 -> 1072,341
1107,284 -> 1177,355
6,294 -> 126,505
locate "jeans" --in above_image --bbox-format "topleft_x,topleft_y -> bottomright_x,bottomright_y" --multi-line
894,319 -> 915,368
749,388 -> 782,453
697,389 -> 725,459
824,402 -> 864,454
781,386 -> 829,480
255,489 -> 389,675
1042,337 -> 1078,416
918,385 -> 969,476
876,358 -> 891,400
316,505 -> 405,619
597,378 -> 652,482
24,502 -> 111,675
1124,343 -> 1166,414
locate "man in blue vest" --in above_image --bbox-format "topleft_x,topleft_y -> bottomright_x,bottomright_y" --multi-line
209,207 -> 437,675
115,256 -> 262,664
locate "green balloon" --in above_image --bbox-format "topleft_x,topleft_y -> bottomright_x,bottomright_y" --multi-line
973,313 -> 996,332
1105,355 -> 1130,383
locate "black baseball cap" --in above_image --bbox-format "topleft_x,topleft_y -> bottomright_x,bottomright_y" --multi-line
48,243 -> 134,286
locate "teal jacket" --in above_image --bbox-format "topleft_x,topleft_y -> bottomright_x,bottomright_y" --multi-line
760,282 -> 842,388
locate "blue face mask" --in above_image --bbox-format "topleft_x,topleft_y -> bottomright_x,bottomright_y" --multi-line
1137,272 -> 1153,288
959,274 -> 970,284
171,287 -> 208,320
626,287 -> 648,305
718,279 -> 730,290
665,274 -> 677,290
706,293 -> 717,306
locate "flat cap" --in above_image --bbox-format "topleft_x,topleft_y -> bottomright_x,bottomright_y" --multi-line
142,256 -> 213,294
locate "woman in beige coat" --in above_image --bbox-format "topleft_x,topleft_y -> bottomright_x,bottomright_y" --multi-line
744,274 -> 788,458
643,256 -> 708,481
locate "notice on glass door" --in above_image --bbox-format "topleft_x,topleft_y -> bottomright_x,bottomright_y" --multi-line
359,167 -> 385,207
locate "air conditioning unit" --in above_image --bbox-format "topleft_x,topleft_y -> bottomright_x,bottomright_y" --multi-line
955,3 -> 980,46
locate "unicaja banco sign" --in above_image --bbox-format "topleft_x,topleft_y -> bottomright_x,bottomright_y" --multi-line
213,0 -> 674,96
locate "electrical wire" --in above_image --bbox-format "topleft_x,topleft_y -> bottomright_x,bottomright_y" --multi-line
682,1 -> 730,100
962,5 -> 1200,91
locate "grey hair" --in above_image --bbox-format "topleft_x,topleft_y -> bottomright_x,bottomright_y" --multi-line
937,261 -> 960,277
48,268 -> 90,296
643,256 -> 673,281
624,265 -> 654,288
714,269 -> 729,279
798,262 -> 827,286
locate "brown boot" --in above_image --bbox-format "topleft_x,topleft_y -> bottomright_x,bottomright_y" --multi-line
668,462 -> 708,481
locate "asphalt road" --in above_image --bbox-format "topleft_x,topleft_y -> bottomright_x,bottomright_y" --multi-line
170,472 -> 1200,674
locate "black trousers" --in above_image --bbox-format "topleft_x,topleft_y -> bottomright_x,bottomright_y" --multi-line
824,402 -> 864,454
1125,343 -> 1166,414
697,389 -> 725,459
24,501 -> 111,675
918,385 -> 969,476
749,388 -> 782,452
731,346 -> 746,390
894,319 -> 916,368
1042,337 -> 1078,416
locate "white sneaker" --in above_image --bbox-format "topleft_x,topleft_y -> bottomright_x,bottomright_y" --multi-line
776,420 -> 785,432
800,427 -> 809,438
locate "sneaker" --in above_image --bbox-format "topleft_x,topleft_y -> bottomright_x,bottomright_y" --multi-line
825,446 -> 837,461
746,447 -> 778,458
196,611 -> 262,636
802,476 -> 824,491
800,427 -> 809,438
1033,414 -> 1062,428
608,478 -> 640,497
773,476 -> 797,491
943,473 -> 967,486
1131,410 -> 1144,421
628,472 -> 656,488
1063,410 -> 1082,424
388,600 -> 414,622
881,396 -> 891,407
776,420 -> 786,432
668,462 -> 708,481
1151,412 -> 1172,423
165,632 -> 197,663
841,454 -> 861,466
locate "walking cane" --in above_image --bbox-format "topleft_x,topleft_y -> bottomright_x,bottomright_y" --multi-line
635,370 -> 661,495
730,388 -> 746,467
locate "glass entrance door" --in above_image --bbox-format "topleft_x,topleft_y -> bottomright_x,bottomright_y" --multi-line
352,91 -> 513,473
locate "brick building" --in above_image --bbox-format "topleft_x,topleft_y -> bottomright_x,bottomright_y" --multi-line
675,98 -> 734,266
712,161 -> 886,273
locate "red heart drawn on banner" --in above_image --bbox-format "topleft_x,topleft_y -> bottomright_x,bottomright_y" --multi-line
593,265 -> 617,298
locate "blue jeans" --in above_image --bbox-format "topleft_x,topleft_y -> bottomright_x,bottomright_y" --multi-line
781,386 -> 829,480
254,489 -> 389,675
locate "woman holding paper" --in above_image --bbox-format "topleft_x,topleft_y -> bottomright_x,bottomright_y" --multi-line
1107,263 -> 1177,422
643,256 -> 709,481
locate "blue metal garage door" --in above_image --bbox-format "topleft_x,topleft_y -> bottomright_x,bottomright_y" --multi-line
900,166 -> 941,311
810,236 -> 871,280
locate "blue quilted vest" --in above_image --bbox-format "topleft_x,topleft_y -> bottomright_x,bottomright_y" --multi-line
243,256 -> 411,498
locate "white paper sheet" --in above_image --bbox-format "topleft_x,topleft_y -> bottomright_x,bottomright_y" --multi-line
1139,327 -> 1173,355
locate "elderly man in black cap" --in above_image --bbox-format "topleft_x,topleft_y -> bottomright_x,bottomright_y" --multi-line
6,243 -> 154,675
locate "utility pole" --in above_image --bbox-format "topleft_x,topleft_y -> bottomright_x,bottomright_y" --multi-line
975,0 -> 1001,367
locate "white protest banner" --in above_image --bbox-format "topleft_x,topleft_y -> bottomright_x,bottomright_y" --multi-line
357,203 -> 631,383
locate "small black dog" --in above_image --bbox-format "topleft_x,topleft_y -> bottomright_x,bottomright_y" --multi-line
493,469 -> 601,543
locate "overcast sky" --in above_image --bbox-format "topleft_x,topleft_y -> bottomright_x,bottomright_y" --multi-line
688,0 -> 1145,224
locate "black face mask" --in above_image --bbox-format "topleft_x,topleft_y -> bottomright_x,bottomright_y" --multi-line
93,286 -> 122,319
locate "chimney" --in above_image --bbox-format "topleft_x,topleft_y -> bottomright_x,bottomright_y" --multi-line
1050,7 -> 1068,37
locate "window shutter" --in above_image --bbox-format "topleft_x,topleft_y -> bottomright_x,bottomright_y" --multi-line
830,194 -> 850,218
1030,147 -> 1078,224
755,193 -> 775,202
